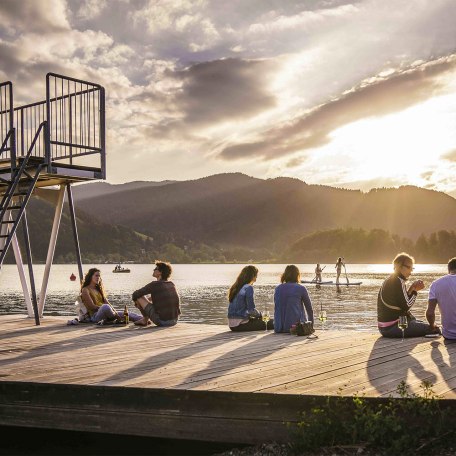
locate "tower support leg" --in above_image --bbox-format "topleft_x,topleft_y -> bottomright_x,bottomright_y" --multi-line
38,185 -> 65,317
12,231 -> 34,318
66,184 -> 83,283
22,209 -> 40,325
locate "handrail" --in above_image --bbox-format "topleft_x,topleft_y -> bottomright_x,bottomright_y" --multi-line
0,122 -> 46,226
0,129 -> 13,156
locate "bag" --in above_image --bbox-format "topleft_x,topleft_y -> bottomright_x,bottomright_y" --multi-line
75,295 -> 90,322
291,321 -> 317,338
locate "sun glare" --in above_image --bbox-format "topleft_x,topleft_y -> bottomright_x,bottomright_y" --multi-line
290,93 -> 456,189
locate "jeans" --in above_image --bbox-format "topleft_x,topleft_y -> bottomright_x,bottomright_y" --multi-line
144,303 -> 178,327
379,319 -> 432,338
230,318 -> 274,332
91,304 -> 141,323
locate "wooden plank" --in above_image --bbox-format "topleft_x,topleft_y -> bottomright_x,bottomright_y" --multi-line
2,315 -> 456,444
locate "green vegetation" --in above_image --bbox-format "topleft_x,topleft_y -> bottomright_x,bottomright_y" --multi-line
6,181 -> 456,263
291,381 -> 454,455
287,228 -> 456,264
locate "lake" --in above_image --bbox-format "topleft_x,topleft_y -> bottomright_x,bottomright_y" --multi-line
0,263 -> 448,331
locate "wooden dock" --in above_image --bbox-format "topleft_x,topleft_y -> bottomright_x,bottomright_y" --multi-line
1,315 -> 456,444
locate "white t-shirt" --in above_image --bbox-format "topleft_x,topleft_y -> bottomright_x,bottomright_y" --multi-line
429,274 -> 456,339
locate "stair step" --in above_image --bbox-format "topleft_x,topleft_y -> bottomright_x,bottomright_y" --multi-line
8,205 -> 22,210
0,234 -> 9,238
0,220 -> 15,224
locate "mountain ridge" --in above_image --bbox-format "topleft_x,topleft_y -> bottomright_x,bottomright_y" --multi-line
71,173 -> 456,248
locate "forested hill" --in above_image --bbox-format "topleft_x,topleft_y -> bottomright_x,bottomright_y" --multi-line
6,173 -> 456,264
72,173 -> 456,249
3,197 -> 153,264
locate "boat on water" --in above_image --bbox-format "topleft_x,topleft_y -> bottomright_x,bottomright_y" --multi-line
112,264 -> 131,273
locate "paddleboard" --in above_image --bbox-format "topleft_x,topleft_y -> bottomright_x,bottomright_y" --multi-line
301,280 -> 333,284
302,281 -> 362,286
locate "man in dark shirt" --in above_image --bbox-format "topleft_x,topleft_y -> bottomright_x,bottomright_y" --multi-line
132,261 -> 181,327
377,252 -> 435,338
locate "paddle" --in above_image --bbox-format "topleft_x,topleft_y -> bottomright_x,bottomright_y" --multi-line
343,262 -> 350,284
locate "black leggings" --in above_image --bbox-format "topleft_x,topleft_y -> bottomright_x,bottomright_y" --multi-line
230,318 -> 274,332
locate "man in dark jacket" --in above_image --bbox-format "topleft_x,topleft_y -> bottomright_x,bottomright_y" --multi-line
132,260 -> 181,327
377,252 -> 436,338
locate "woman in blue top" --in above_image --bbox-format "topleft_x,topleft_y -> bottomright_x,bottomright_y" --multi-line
274,264 -> 314,333
227,265 -> 274,332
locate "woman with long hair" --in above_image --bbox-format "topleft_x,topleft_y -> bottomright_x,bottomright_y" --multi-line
81,268 -> 141,324
335,257 -> 345,284
274,265 -> 314,333
227,265 -> 273,331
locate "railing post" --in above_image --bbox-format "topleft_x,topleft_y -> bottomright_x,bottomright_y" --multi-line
45,74 -> 52,171
10,83 -> 16,169
100,87 -> 106,180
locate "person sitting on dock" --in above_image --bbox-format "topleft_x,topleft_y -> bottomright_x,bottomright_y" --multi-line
377,253 -> 436,338
227,265 -> 273,331
425,257 -> 456,339
274,265 -> 314,333
81,268 -> 141,324
132,261 -> 181,327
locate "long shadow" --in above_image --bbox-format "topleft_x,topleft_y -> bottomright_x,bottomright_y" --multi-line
366,336 -> 438,395
429,338 -> 456,393
101,329 -> 289,386
1,323 -> 148,369
174,331 -> 300,389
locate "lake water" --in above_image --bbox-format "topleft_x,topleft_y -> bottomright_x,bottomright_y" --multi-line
0,263 -> 448,331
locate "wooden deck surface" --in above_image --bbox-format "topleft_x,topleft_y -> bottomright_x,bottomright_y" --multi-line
1,315 -> 456,443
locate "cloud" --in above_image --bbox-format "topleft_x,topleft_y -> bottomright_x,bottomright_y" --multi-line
442,148 -> 456,161
75,0 -> 108,20
0,0 -> 70,34
219,55 -> 456,161
174,58 -> 277,124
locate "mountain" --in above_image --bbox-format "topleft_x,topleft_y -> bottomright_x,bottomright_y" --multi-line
72,180 -> 175,200
68,173 -> 456,250
3,196 -> 153,264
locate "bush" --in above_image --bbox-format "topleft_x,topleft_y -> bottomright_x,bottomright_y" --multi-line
291,381 -> 454,455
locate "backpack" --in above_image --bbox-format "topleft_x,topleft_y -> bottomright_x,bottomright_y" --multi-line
75,296 -> 90,322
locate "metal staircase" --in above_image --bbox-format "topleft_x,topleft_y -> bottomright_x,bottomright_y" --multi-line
0,122 -> 47,267
0,72 -> 106,324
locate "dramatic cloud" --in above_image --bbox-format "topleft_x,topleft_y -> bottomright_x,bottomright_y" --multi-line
174,58 -> 277,124
0,0 -> 70,34
1,0 -> 456,193
219,56 -> 456,160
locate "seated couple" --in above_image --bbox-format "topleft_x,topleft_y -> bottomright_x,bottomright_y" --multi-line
227,264 -> 313,333
80,261 -> 180,327
377,252 -> 455,339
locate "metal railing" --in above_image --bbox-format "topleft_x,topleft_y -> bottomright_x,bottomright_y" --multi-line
0,81 -> 15,167
0,74 -> 105,177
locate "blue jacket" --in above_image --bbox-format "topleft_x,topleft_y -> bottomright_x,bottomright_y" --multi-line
274,282 -> 314,333
227,284 -> 260,318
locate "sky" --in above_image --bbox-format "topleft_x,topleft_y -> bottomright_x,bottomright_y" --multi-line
1,0 -> 456,196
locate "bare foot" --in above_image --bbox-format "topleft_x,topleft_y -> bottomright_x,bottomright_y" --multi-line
134,318 -> 151,326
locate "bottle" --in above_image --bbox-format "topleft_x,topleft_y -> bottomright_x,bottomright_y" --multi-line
123,304 -> 129,325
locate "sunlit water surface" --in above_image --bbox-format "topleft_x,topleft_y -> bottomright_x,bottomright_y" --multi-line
0,263 -> 447,331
